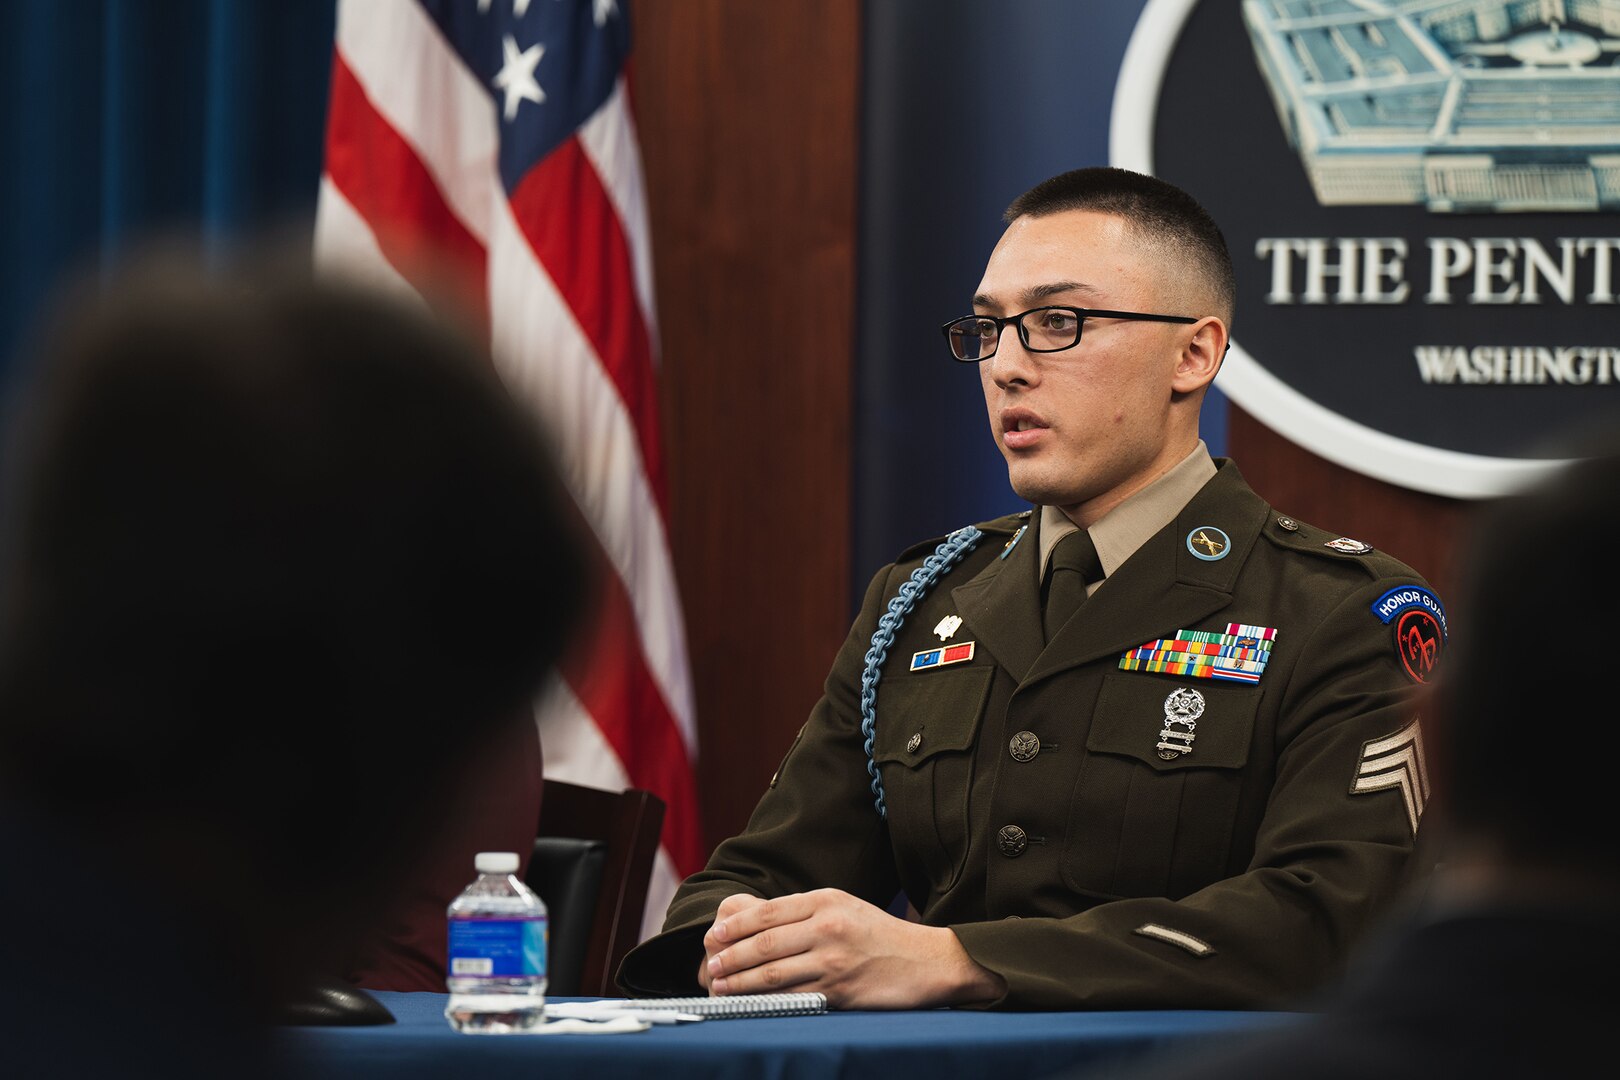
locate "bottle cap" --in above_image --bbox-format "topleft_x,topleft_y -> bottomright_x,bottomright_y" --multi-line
474,851 -> 520,874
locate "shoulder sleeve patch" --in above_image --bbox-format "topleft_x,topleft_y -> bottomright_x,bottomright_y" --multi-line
1375,586 -> 1447,684
1392,607 -> 1444,684
1370,585 -> 1448,640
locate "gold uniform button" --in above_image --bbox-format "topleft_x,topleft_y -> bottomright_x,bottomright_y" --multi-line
906,732 -> 922,754
997,825 -> 1028,857
1008,731 -> 1040,762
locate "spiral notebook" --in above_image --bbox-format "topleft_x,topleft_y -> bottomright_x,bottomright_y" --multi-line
623,992 -> 827,1019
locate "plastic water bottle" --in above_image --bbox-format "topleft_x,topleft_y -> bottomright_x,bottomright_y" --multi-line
444,851 -> 548,1034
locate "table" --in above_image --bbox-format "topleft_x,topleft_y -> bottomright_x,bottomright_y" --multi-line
275,992 -> 1304,1080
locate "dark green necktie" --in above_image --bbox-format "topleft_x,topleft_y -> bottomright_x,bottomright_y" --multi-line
1042,529 -> 1103,643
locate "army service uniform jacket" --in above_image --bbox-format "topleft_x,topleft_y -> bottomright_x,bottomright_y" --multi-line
619,460 -> 1440,1009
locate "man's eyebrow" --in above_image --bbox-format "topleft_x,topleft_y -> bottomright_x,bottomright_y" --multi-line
973,281 -> 1097,311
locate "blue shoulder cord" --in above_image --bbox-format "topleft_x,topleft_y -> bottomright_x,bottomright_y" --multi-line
859,525 -> 983,819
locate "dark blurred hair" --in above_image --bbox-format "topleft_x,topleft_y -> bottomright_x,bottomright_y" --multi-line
1004,166 -> 1236,328
0,252 -> 588,1001
1429,448 -> 1620,871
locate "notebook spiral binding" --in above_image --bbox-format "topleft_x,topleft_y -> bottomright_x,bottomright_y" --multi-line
624,992 -> 827,1018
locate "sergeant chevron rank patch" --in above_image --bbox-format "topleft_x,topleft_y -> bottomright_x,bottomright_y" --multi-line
1350,718 -> 1429,836
1119,623 -> 1277,683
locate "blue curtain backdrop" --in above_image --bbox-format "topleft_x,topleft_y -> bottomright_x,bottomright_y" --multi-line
854,0 -> 1228,608
0,0 -> 337,391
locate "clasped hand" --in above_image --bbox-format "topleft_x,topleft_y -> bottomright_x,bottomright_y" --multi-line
696,888 -> 1004,1009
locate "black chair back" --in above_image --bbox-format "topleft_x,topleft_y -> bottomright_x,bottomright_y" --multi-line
523,780 -> 665,997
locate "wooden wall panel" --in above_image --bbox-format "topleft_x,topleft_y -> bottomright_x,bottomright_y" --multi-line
631,1 -> 861,853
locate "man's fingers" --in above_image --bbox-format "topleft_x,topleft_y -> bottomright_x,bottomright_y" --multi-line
709,892 -> 816,945
707,918 -> 814,983
705,893 -> 768,955
710,949 -> 822,997
715,892 -> 767,920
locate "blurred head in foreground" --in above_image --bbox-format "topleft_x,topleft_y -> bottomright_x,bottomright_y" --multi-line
0,253 -> 585,1028
1425,447 -> 1620,896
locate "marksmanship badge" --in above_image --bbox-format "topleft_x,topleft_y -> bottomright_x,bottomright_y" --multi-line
1157,687 -> 1205,760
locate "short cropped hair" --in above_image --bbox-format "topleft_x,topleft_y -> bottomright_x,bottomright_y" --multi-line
1004,166 -> 1236,327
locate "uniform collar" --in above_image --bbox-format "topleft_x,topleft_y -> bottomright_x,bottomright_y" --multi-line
1036,441 -> 1218,587
954,456 -> 1264,687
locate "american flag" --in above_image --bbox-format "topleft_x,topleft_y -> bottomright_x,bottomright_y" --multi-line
314,0 -> 701,936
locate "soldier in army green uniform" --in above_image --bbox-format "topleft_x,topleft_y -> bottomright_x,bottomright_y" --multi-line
619,167 -> 1440,1010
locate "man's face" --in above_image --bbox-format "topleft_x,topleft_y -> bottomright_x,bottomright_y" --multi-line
974,209 -> 1198,524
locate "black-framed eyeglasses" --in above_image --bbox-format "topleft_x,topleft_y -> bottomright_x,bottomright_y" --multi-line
939,305 -> 1197,362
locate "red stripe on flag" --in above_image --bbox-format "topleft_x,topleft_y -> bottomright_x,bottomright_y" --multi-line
561,533 -> 703,876
323,52 -> 489,332
507,137 -> 668,511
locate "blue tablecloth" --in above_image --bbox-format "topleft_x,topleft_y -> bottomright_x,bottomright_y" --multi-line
274,992 -> 1303,1080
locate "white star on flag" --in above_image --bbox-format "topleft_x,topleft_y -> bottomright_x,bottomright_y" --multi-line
493,34 -> 545,121
594,0 -> 618,26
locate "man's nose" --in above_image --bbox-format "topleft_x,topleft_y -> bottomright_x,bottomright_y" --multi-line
986,324 -> 1036,388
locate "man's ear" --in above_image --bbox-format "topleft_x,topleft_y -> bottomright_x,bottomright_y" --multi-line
1171,317 -> 1227,394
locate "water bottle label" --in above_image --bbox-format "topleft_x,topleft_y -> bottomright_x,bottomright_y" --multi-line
447,917 -> 547,978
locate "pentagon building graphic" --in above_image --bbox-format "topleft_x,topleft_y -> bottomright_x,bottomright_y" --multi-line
1242,0 -> 1620,211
